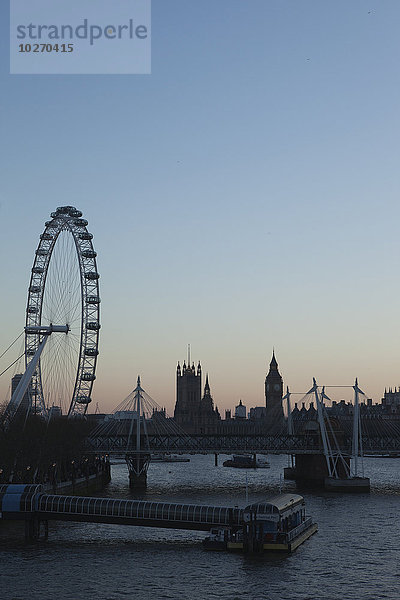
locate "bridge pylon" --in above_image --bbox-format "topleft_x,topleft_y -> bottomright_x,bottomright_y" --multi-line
124,376 -> 151,488
86,375 -> 198,487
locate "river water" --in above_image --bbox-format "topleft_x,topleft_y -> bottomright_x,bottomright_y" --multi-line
1,454 -> 399,600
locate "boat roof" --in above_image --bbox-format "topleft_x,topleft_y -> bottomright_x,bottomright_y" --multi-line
244,494 -> 304,515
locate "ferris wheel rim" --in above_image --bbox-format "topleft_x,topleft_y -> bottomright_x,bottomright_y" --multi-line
25,205 -> 100,417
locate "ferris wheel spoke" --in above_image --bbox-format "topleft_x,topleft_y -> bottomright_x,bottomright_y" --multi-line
42,335 -> 77,392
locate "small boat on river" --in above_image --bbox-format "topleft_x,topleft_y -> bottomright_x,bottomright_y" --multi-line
222,454 -> 270,469
324,475 -> 370,492
151,454 -> 190,463
202,493 -> 317,553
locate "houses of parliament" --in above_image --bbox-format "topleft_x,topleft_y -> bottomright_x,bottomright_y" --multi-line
173,351 -> 285,434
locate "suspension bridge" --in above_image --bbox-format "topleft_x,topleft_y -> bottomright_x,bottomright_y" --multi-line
83,375 -> 400,490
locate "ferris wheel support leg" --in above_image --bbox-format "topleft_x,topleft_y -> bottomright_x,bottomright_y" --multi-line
3,336 -> 49,430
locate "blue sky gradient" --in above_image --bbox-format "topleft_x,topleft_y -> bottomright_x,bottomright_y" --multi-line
1,1 -> 400,414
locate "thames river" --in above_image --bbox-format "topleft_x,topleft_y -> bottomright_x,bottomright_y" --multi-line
1,454 -> 399,600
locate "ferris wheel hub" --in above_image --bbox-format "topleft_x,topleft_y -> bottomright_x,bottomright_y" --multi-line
25,324 -> 70,335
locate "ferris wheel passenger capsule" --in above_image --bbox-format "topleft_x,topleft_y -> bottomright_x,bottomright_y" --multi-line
81,373 -> 96,381
85,271 -> 100,280
69,209 -> 82,217
81,250 -> 97,258
85,348 -> 99,356
76,395 -> 91,404
74,218 -> 88,227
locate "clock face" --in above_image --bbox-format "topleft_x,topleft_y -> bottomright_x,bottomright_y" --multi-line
274,384 -> 280,391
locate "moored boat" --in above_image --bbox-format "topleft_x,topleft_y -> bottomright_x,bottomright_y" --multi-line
222,454 -> 270,469
324,476 -> 370,493
151,454 -> 190,463
203,493 -> 317,553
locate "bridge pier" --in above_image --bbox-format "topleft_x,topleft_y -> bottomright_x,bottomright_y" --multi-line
25,516 -> 48,542
125,452 -> 151,488
286,454 -> 350,488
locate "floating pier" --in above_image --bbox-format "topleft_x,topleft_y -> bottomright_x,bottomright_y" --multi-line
0,485 -> 317,553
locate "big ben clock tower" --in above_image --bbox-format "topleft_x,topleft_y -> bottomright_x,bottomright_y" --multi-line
265,351 -> 284,430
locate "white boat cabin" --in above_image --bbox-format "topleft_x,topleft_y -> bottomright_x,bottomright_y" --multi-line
243,494 -> 306,541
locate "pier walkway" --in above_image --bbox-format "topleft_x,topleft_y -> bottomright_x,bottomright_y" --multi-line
0,484 -> 243,535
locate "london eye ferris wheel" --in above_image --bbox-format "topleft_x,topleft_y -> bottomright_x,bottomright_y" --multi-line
25,206 -> 100,418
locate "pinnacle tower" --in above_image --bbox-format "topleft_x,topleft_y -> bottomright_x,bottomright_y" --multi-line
265,350 -> 284,431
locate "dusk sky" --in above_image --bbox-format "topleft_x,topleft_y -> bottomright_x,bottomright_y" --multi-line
1,1 -> 400,415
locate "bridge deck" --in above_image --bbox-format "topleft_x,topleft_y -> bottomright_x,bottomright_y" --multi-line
85,433 -> 400,455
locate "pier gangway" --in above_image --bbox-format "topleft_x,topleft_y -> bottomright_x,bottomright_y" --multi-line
0,484 -> 243,537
